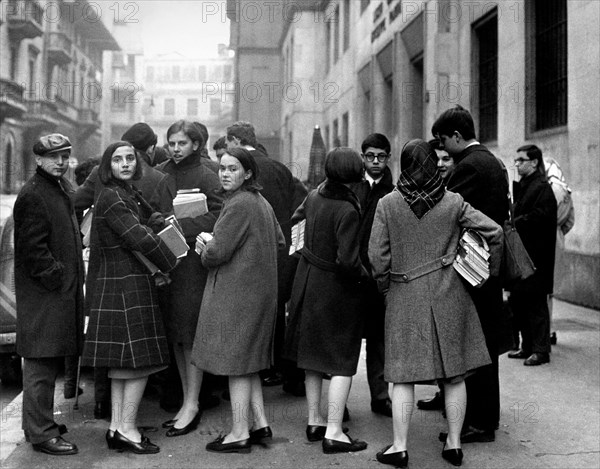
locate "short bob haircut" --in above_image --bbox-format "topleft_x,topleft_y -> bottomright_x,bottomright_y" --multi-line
516,144 -> 546,176
361,133 -> 391,154
226,121 -> 258,148
431,105 -> 476,141
219,147 -> 262,193
98,141 -> 142,184
325,147 -> 364,184
166,120 -> 205,150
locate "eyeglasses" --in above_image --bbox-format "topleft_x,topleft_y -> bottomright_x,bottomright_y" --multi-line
364,153 -> 389,162
514,157 -> 531,165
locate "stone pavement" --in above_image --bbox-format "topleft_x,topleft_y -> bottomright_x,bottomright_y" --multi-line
1,299 -> 599,468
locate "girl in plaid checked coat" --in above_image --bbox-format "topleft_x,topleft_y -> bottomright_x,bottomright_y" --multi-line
82,142 -> 178,454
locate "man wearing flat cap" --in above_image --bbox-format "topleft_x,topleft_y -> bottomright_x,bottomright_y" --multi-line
13,133 -> 85,455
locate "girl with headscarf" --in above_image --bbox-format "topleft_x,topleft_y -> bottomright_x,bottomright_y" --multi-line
284,148 -> 369,455
368,139 -> 503,467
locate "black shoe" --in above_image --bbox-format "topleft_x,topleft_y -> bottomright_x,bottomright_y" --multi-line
439,426 -> 495,444
376,445 -> 409,468
306,425 -> 349,442
113,431 -> 159,454
166,412 -> 201,437
249,426 -> 273,445
206,435 -> 251,453
507,349 -> 530,359
550,332 -> 557,345
262,372 -> 283,387
94,401 -> 111,420
417,391 -> 444,411
282,380 -> 306,397
32,436 -> 78,456
162,419 -> 177,429
371,398 -> 393,417
106,430 -> 117,450
63,386 -> 83,399
442,445 -> 463,466
322,436 -> 367,454
524,352 -> 550,366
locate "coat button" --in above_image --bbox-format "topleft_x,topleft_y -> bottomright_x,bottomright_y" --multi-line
442,258 -> 448,265
401,274 -> 408,281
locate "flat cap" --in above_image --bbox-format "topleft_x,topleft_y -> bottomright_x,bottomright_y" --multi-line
33,133 -> 72,156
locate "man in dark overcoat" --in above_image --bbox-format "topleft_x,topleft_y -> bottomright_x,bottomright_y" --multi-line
226,121 -> 300,390
432,105 -> 509,443
508,145 -> 557,365
349,133 -> 394,417
14,134 -> 84,455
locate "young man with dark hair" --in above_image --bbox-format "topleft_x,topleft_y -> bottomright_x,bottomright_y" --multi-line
349,133 -> 395,417
212,136 -> 228,159
432,105 -> 509,443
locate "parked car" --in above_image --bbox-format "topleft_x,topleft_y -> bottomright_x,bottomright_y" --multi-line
0,194 -> 20,384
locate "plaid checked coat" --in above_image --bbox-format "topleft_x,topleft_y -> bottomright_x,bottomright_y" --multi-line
81,182 -> 178,369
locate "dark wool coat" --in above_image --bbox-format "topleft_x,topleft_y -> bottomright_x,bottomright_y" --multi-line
81,182 -> 177,368
151,154 -> 223,344
14,168 -> 85,358
512,171 -> 557,294
191,190 -> 284,376
369,189 -> 503,383
284,181 -> 366,376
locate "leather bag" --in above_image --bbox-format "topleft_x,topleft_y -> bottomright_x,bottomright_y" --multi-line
502,202 -> 535,289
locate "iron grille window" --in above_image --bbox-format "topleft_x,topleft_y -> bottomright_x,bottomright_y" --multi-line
534,0 -> 567,130
475,12 -> 498,143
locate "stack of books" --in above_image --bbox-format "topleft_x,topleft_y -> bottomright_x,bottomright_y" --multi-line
134,215 -> 188,275
173,189 -> 208,219
289,219 -> 306,255
453,229 -> 491,288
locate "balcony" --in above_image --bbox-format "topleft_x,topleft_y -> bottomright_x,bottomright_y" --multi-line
6,0 -> 43,41
54,96 -> 78,123
0,78 -> 26,122
47,32 -> 73,66
24,100 -> 60,129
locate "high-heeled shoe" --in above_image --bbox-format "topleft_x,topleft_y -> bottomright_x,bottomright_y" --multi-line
306,425 -> 350,442
161,419 -> 177,429
249,426 -> 273,444
376,444 -> 409,467
442,443 -> 463,466
165,412 -> 201,437
206,435 -> 252,453
113,430 -> 160,454
105,430 -> 117,450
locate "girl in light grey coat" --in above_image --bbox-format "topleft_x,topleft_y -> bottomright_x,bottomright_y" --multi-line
368,139 -> 502,467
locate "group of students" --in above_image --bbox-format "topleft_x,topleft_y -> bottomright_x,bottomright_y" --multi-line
15,105 -> 562,467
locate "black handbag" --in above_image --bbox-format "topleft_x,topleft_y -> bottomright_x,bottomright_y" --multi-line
502,201 -> 536,289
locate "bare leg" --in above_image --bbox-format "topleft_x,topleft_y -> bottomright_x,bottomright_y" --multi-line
117,376 -> 149,443
223,375 -> 252,444
305,370 -> 327,426
172,346 -> 202,429
444,381 -> 466,449
249,373 -> 269,430
324,375 -> 352,442
385,383 -> 414,454
110,378 -> 124,432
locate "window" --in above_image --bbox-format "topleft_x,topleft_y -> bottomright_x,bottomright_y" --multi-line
343,0 -> 350,52
187,98 -> 198,116
532,0 -> 567,130
111,89 -> 127,111
474,10 -> 498,143
164,98 -> 175,116
325,19 -> 331,74
325,125 -> 330,149
223,64 -> 233,81
172,65 -> 180,81
10,43 -> 19,80
198,65 -> 207,81
332,118 -> 339,147
210,98 -> 221,116
342,112 -> 349,146
333,6 -> 340,63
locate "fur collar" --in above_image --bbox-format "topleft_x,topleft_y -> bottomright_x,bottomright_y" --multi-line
318,179 -> 361,215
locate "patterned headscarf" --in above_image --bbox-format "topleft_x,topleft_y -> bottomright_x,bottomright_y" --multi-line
396,139 -> 445,219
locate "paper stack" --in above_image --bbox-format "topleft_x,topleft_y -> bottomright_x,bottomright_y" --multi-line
289,219 -> 306,255
173,189 -> 208,219
453,229 -> 490,288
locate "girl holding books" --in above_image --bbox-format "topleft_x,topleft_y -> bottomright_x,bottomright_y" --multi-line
81,141 -> 178,454
368,139 -> 502,468
192,147 -> 284,454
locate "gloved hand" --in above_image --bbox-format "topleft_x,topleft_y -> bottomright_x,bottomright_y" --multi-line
147,212 -> 166,233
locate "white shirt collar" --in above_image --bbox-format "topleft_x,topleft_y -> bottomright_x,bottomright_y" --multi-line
365,172 -> 382,187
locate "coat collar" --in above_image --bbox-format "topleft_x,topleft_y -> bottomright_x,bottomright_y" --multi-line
162,153 -> 202,174
35,166 -> 73,194
454,143 -> 492,165
318,179 -> 361,214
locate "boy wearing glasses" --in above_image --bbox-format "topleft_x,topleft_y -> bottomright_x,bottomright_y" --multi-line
431,105 -> 508,444
350,133 -> 394,417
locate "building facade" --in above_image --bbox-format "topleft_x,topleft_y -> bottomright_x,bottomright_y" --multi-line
141,47 -> 234,152
0,0 -> 120,190
227,0 -> 599,308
